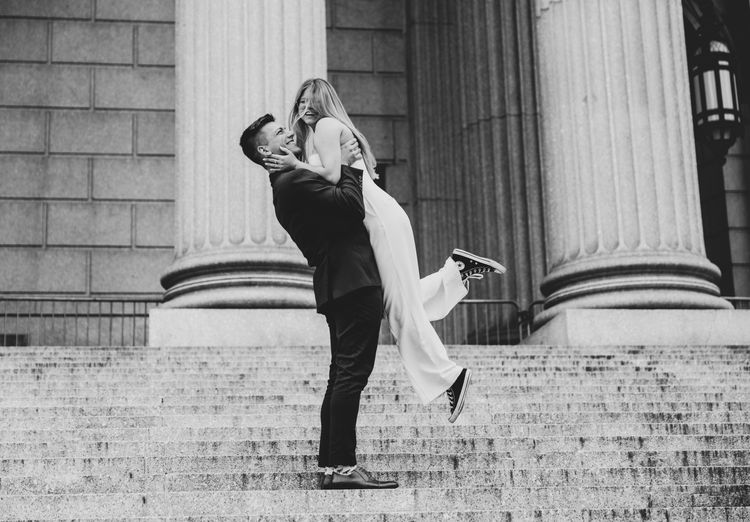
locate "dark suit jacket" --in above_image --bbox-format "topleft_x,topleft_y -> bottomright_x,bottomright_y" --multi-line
269,164 -> 381,313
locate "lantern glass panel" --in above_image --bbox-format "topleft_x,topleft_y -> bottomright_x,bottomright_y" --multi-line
693,75 -> 703,114
720,69 -> 733,109
703,71 -> 719,110
710,41 -> 729,53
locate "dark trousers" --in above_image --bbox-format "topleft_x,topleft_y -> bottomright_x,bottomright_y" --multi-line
318,286 -> 383,467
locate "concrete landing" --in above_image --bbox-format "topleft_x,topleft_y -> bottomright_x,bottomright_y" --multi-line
524,309 -> 750,346
148,308 -> 329,346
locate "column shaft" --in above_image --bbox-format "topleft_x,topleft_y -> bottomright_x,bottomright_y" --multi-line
408,0 -> 546,309
161,0 -> 327,308
534,0 -> 730,325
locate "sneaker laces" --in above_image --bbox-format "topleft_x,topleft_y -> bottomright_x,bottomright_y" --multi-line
447,387 -> 456,411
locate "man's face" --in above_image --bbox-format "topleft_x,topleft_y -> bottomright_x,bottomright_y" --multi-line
258,122 -> 301,157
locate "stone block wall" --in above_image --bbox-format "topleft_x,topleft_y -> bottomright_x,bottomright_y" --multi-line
325,0 -> 412,215
717,0 -> 750,298
726,114 -> 750,296
0,0 -> 411,298
0,0 -> 175,296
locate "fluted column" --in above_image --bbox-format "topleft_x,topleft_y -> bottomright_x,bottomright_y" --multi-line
160,0 -> 327,308
534,0 -> 731,325
408,0 -> 546,309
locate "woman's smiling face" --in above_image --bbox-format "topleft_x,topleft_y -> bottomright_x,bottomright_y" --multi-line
297,86 -> 320,126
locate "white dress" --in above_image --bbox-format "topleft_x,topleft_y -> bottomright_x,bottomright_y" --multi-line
310,153 -> 468,403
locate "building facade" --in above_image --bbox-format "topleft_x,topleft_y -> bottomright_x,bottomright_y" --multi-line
0,0 -> 748,342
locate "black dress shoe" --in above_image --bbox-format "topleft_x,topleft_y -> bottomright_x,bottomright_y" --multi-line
322,466 -> 398,490
319,473 -> 333,489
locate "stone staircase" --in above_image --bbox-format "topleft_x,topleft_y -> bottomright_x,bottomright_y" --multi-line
0,344 -> 749,520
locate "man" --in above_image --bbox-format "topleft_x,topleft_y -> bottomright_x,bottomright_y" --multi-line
240,114 -> 398,490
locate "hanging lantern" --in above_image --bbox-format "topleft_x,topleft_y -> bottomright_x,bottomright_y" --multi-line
690,39 -> 744,153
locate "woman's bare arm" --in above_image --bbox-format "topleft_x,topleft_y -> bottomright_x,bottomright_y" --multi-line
309,118 -> 344,184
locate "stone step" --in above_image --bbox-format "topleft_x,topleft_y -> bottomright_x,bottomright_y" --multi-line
1,434 -> 747,459
1,383 -> 746,396
1,349 -> 745,362
3,391 -> 745,408
3,450 -> 750,476
4,377 -> 748,390
4,348 -> 745,357
2,421 -> 749,444
1,485 -> 749,518
3,411 -> 749,431
1,362 -> 743,372
0,401 -> 747,421
1,344 -> 746,519
2,466 -> 749,496
3,364 -> 745,375
1,342 -> 746,350
0,362 -> 743,372
2,355 -> 746,365
3,508 -> 748,522
1,343 -> 746,351
1,382 -> 746,393
15,359 -> 738,369
1,372 -> 740,385
2,387 -> 748,404
3,356 -> 747,367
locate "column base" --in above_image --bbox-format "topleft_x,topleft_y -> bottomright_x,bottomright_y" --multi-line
148,308 -> 329,347
524,308 -> 750,346
536,254 -> 731,326
160,249 -> 315,308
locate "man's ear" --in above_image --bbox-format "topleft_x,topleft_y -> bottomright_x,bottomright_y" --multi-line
258,145 -> 270,156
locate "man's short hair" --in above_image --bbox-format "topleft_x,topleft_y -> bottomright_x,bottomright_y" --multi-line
240,113 -> 275,166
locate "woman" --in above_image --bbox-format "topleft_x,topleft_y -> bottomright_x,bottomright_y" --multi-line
264,78 -> 505,416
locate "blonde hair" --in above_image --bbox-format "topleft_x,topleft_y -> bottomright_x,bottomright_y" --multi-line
289,78 -> 377,179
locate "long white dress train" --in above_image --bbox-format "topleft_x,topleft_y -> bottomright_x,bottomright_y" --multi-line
310,153 -> 467,403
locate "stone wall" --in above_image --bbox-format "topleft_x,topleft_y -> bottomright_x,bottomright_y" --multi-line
0,0 -> 175,295
726,118 -> 750,295
0,0 -> 411,298
0,0 -> 746,302
714,0 -> 750,297
325,0 -> 411,214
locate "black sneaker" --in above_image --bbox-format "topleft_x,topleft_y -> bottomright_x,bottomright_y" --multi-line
447,368 -> 472,423
451,248 -> 506,282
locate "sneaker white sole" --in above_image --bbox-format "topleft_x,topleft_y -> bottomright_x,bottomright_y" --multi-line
452,249 -> 507,274
448,368 -> 472,423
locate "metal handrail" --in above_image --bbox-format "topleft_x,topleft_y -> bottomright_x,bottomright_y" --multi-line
724,296 -> 750,309
0,296 -> 162,347
5,294 -> 743,347
378,298 -> 529,345
0,295 -> 163,302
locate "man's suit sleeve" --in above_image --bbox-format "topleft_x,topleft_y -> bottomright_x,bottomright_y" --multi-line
290,165 -> 365,221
